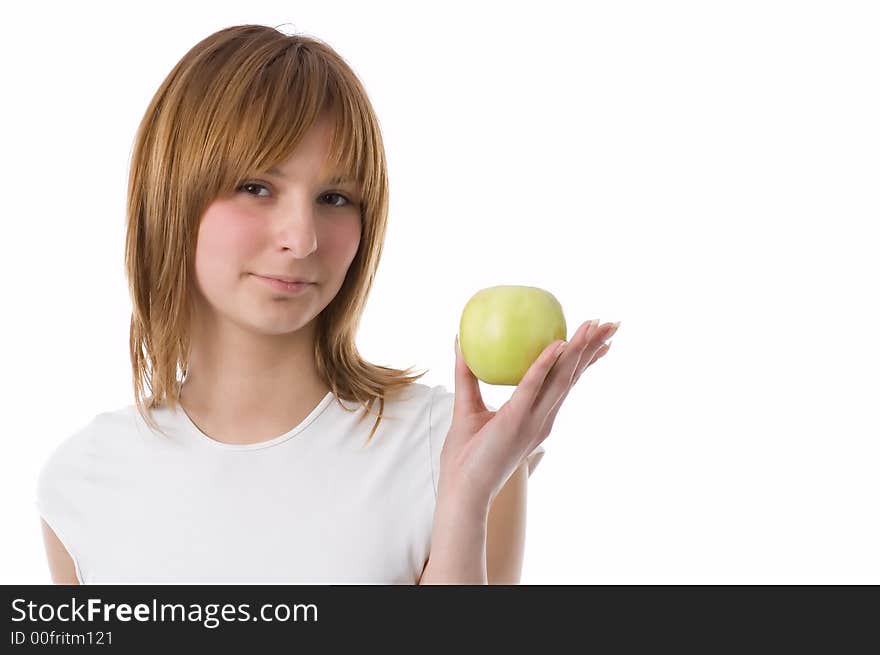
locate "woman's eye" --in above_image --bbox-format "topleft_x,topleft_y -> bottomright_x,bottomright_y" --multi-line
320,192 -> 352,207
237,182 -> 352,207
238,182 -> 271,198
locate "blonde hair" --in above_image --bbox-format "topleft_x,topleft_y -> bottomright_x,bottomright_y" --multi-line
124,24 -> 426,444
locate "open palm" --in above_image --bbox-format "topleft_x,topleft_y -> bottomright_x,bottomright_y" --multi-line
437,319 -> 619,507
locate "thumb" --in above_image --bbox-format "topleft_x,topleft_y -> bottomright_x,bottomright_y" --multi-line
454,333 -> 487,415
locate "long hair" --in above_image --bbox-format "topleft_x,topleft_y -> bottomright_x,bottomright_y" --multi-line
124,24 -> 426,444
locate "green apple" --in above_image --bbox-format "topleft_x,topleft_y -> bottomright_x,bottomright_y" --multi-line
459,285 -> 567,385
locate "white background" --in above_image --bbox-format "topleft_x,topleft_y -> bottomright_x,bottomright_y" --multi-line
1,0 -> 877,584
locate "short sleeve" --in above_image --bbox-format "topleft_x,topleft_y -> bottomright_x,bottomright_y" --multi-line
35,430 -> 93,584
428,385 -> 546,499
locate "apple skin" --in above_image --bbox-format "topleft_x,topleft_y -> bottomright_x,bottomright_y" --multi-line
459,285 -> 567,386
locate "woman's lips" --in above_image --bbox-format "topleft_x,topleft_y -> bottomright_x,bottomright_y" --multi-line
252,274 -> 315,295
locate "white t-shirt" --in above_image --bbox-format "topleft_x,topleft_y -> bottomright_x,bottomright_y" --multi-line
35,382 -> 545,584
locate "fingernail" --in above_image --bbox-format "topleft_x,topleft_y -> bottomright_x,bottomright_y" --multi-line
606,321 -> 621,339
554,340 -> 568,356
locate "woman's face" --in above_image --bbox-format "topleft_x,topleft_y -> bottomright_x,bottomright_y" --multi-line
191,114 -> 362,336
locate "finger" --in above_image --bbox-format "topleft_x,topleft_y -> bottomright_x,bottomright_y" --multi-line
537,326 -> 615,433
539,319 -> 614,407
588,340 -> 612,366
538,340 -> 613,436
535,319 -> 597,407
506,337 -> 568,427
569,320 -> 609,381
453,333 -> 487,416
537,336 -> 597,433
574,341 -> 612,384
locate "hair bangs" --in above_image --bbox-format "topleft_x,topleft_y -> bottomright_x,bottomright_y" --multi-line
217,42 -> 370,207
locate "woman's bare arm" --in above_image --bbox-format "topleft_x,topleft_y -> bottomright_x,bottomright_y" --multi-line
39,518 -> 80,584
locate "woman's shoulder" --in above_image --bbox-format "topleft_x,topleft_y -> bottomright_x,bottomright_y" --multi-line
402,383 -> 457,432
37,405 -> 138,479
367,382 -> 444,420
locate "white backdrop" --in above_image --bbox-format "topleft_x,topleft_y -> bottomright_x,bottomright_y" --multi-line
1,0 -> 877,584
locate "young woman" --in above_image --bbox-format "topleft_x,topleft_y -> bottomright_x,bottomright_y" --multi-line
35,24 -> 618,585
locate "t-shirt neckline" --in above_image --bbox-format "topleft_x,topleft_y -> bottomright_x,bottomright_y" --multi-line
175,391 -> 335,452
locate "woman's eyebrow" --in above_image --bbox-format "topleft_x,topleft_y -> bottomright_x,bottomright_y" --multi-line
266,167 -> 353,186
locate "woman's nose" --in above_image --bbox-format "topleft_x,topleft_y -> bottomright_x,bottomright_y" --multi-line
274,208 -> 319,257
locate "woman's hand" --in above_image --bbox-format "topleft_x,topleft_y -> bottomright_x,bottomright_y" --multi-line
437,319 -> 620,510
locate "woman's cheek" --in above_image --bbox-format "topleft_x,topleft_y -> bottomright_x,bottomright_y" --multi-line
197,204 -> 263,282
214,207 -> 264,256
